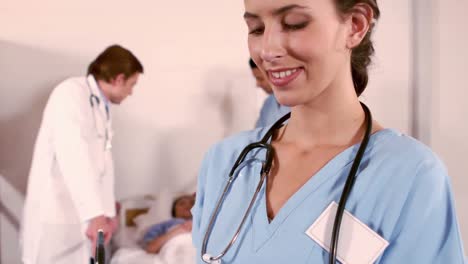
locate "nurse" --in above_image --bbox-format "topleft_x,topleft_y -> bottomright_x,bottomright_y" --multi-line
192,0 -> 466,263
21,45 -> 143,264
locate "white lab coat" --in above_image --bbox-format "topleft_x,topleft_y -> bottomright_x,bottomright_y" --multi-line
21,75 -> 116,264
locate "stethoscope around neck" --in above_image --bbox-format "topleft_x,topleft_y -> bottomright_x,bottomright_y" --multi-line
201,102 -> 372,264
87,77 -> 112,151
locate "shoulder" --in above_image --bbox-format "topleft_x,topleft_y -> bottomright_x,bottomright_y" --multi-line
369,129 -> 448,185
263,94 -> 277,107
42,77 -> 91,122
199,128 -> 268,182
372,129 -> 444,166
206,128 -> 268,162
265,94 -> 276,102
50,76 -> 88,101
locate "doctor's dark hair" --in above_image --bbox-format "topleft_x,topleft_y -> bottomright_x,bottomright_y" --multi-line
335,0 -> 380,96
87,44 -> 144,82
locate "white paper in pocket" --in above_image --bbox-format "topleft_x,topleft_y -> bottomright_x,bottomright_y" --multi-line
305,202 -> 389,264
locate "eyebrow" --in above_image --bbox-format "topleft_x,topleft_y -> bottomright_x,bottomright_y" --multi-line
243,4 -> 309,19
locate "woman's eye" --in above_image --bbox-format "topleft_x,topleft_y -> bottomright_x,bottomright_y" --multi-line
249,27 -> 264,35
284,21 -> 308,31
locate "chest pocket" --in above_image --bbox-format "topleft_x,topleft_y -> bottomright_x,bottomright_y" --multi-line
305,202 -> 389,264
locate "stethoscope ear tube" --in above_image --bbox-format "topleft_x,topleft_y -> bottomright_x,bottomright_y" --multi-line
201,169 -> 269,263
89,94 -> 100,108
329,102 -> 372,264
202,142 -> 273,263
228,143 -> 260,178
260,112 -> 291,144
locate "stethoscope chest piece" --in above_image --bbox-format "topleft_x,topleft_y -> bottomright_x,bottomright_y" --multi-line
202,254 -> 222,264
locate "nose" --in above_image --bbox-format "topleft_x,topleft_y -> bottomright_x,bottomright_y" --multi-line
260,25 -> 286,63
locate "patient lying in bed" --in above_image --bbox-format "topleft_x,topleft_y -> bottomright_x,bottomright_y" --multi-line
110,193 -> 196,264
142,194 -> 195,254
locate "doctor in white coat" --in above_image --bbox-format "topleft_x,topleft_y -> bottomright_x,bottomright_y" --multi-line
21,45 -> 144,264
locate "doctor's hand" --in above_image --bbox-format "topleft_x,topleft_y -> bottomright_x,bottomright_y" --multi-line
86,215 -> 114,255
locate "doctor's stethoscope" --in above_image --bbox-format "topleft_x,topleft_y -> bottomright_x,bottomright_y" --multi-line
201,102 -> 372,264
88,78 -> 113,151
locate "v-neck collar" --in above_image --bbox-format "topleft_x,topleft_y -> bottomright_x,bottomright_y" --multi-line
250,128 -> 394,252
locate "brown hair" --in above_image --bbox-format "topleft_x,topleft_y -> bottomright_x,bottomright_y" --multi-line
171,194 -> 195,218
335,0 -> 380,96
87,44 -> 144,82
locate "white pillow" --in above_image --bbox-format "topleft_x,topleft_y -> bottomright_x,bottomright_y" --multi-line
133,190 -> 175,240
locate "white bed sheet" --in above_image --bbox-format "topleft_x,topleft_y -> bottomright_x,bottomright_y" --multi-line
112,226 -> 141,249
110,233 -> 196,264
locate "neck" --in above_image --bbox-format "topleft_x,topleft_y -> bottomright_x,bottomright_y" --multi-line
281,77 -> 367,148
97,80 -> 111,102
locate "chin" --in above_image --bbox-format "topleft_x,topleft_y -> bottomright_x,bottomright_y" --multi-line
110,99 -> 122,105
276,85 -> 326,107
275,93 -> 301,107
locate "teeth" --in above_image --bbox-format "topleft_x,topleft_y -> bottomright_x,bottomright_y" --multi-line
271,68 -> 298,79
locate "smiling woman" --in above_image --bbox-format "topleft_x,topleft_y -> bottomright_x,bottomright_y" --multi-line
244,0 -> 377,107
191,0 -> 466,263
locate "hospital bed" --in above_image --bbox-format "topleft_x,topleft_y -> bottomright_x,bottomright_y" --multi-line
110,194 -> 196,264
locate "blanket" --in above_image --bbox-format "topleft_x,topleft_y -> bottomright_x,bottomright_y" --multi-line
110,233 -> 196,264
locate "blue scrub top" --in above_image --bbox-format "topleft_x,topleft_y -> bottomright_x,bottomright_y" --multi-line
255,94 -> 290,128
192,128 -> 466,263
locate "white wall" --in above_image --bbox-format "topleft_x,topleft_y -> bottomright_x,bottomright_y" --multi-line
0,175 -> 24,264
412,0 -> 468,254
431,0 -> 468,253
364,1 -> 411,135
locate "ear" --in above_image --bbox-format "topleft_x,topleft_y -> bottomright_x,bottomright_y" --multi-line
110,73 -> 126,86
346,3 -> 374,49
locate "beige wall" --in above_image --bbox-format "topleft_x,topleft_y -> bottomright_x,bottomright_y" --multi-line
412,0 -> 468,254
432,0 -> 468,254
